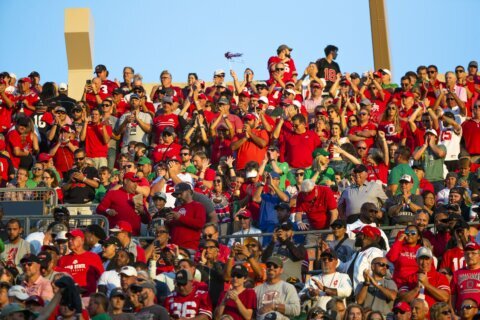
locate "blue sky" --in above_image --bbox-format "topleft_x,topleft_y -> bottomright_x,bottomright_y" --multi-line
1,0 -> 478,84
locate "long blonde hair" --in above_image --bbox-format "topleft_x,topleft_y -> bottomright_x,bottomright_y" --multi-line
380,103 -> 402,135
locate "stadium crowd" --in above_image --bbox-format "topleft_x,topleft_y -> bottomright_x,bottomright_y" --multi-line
0,44 -> 479,320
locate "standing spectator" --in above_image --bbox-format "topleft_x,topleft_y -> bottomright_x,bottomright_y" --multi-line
81,107 -> 113,169
116,94 -> 152,152
299,249 -> 352,310
337,164 -> 387,221
295,180 -> 338,248
16,77 -> 40,117
231,113 -> 269,170
315,45 -> 341,92
0,219 -> 33,272
388,146 -> 420,195
167,182 -> 206,252
151,126 -> 181,163
439,220 -> 469,273
57,229 -> 104,295
347,107 -> 378,149
451,241 -> 480,312
196,239 -> 225,307
259,145 -> 290,191
152,96 -> 179,144
461,100 -> 480,163
228,209 -> 262,246
52,82 -> 77,115
267,44 -> 297,84
6,116 -> 39,169
254,256 -> 301,320
97,172 -> 151,237
62,148 -> 99,216
412,129 -> 447,193
94,64 -> 119,95
164,270 -> 212,319
356,256 -> 397,315
274,114 -> 321,169
108,221 -> 146,263
397,247 -> 450,309
214,264 -> 257,320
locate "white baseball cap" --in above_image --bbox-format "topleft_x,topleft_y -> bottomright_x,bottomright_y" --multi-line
8,285 -> 29,300
119,266 -> 137,277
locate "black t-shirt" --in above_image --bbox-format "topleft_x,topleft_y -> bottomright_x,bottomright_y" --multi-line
63,166 -> 99,204
315,58 -> 341,91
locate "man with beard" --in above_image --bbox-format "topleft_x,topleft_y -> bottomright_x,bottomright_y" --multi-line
337,225 -> 386,293
346,203 -> 390,250
0,219 -> 33,272
196,239 -> 225,308
131,280 -> 169,320
98,249 -> 133,297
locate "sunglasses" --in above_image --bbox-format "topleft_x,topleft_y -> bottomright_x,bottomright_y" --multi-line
74,157 -> 85,161
456,70 -> 465,73
428,70 -> 436,74
32,167 -> 43,171
74,109 -> 82,113
373,262 -> 389,268
357,147 -> 367,150
440,310 -> 452,316
56,111 -> 66,115
266,263 -> 280,269
276,68 -> 285,71
394,310 -> 406,315
295,172 -> 305,177
102,104 -> 111,107
462,305 -> 477,310
238,216 -> 249,220
213,180 -> 222,183
21,262 -> 34,267
133,90 -> 142,93
404,230 -> 417,236
203,234 -> 214,239
246,244 -> 257,248
204,245 -> 217,250
348,119 -> 357,123
359,112 -> 368,116
438,218 -> 450,223
180,153 -> 190,156
331,225 -> 344,230
155,230 -> 168,235
231,273 -> 245,279
123,165 -> 133,169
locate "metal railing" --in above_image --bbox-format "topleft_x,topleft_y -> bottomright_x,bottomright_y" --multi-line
3,214 -> 110,235
0,187 -> 58,215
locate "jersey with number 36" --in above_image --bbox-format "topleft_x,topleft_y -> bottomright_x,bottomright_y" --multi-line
164,287 -> 212,319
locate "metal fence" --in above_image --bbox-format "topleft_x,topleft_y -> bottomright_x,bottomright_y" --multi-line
0,187 -> 58,215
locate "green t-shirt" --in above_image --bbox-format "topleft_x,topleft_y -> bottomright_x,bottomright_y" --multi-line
94,184 -> 108,203
92,314 -> 112,320
26,179 -> 38,188
388,163 -> 420,195
183,163 -> 197,174
415,145 -> 447,182
265,161 -> 290,190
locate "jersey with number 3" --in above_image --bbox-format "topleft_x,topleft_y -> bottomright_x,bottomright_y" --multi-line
100,79 -> 119,95
164,288 -> 212,319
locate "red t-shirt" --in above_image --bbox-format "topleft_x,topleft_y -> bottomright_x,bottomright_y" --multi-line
217,288 -> 257,320
451,267 -> 480,311
115,99 -> 130,117
211,138 -> 232,166
100,79 -> 119,95
439,247 -> 465,273
96,188 -> 151,236
57,251 -> 104,294
17,91 -> 40,117
377,120 -> 407,144
348,122 -> 378,148
295,186 -> 337,230
366,163 -> 388,185
169,201 -> 206,250
6,129 -> 33,168
232,128 -> 269,170
0,93 -> 15,133
462,119 -> 480,155
364,90 -> 391,123
267,56 -> 297,83
52,140 -> 79,175
280,129 -> 321,169
399,269 -> 450,309
386,240 -> 421,286
153,113 -> 179,143
85,123 -> 112,158
151,143 -> 182,164
419,178 -> 435,194
164,287 -> 212,319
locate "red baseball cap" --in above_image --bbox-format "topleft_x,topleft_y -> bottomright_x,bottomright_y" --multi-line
66,229 -> 85,239
281,99 -> 294,105
37,153 -> 52,163
239,91 -> 251,98
353,225 -> 381,239
393,301 -> 411,313
167,155 -> 182,163
123,172 -> 142,183
110,221 -> 133,233
235,209 -> 252,218
465,241 -> 480,251
198,93 -> 207,100
19,77 -> 32,83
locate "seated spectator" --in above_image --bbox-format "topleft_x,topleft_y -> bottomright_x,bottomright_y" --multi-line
109,221 -> 146,263
228,209 -> 262,247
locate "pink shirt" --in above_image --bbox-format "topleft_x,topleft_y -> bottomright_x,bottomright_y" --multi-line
24,275 -> 54,301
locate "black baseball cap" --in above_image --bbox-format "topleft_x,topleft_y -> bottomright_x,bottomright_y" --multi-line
320,249 -> 338,259
231,264 -> 248,278
100,236 -> 122,247
20,254 -> 40,264
85,225 -> 107,241
110,288 -> 126,299
94,64 -> 107,73
330,219 -> 347,228
175,269 -> 193,286
353,164 -> 368,173
274,202 -> 290,211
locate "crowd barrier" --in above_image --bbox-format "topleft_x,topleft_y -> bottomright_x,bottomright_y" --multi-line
0,187 -> 58,215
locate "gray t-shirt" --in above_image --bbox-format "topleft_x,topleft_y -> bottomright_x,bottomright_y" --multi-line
135,305 -> 169,320
119,111 -> 153,146
362,277 -> 397,315
254,280 -> 301,320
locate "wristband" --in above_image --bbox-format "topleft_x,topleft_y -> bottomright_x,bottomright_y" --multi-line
363,282 -> 370,287
82,177 -> 87,182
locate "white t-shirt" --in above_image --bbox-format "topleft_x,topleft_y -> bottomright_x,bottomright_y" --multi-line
97,270 -> 121,296
299,272 -> 353,310
119,111 -> 153,146
439,124 -> 462,161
